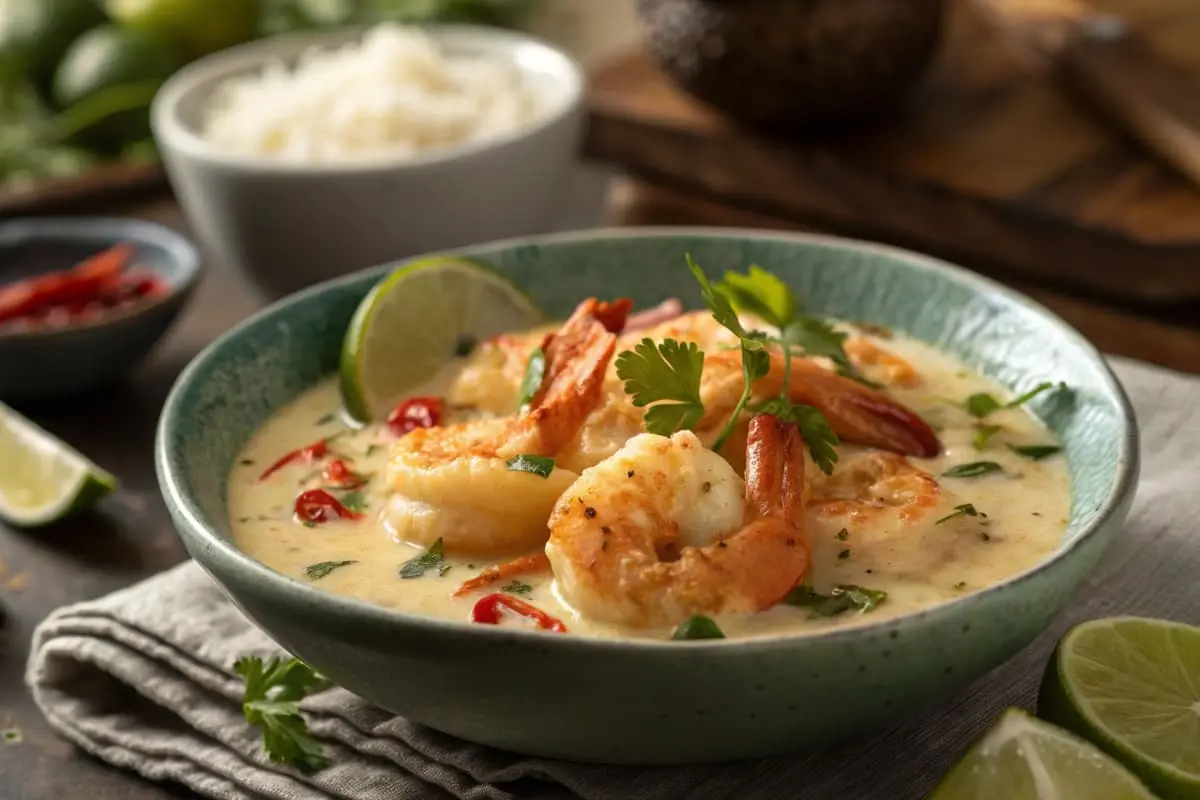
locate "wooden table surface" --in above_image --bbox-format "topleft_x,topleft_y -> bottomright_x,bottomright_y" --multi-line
1,185 -> 1199,799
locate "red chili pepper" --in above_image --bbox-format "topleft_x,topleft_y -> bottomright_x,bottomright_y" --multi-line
470,593 -> 567,633
322,458 -> 366,488
387,396 -> 444,436
293,489 -> 362,524
0,243 -> 166,328
258,439 -> 329,480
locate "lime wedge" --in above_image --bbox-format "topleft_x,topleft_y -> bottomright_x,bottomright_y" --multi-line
339,256 -> 543,422
1038,616 -> 1200,800
929,708 -> 1156,800
0,403 -> 118,527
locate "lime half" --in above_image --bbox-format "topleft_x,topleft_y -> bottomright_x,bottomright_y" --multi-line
1039,616 -> 1200,800
929,708 -> 1156,800
0,404 -> 118,527
339,256 -> 543,422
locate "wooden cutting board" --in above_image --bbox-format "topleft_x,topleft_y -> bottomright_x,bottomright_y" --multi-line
582,0 -> 1200,309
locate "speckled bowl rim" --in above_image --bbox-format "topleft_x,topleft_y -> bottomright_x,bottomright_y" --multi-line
0,216 -> 201,343
151,23 -> 585,175
156,226 -> 1140,653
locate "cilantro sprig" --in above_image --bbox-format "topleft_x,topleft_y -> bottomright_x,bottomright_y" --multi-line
615,337 -> 705,436
688,255 -> 842,473
233,656 -> 328,774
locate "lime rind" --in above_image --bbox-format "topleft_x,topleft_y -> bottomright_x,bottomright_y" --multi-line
0,403 -> 118,527
930,708 -> 1157,800
339,255 -> 543,423
1039,616 -> 1200,800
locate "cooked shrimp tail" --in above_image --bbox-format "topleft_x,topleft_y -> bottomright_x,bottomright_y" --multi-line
453,552 -> 550,597
712,350 -> 941,458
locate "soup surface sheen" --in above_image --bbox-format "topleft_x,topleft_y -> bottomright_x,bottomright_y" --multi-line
229,324 -> 1070,641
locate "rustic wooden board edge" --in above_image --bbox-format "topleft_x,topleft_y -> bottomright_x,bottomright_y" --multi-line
0,162 -> 169,218
582,108 -> 1200,309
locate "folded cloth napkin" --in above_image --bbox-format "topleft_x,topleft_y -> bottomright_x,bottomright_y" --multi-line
27,356 -> 1200,800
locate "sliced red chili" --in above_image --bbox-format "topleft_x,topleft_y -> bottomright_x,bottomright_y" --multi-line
470,593 -> 567,633
387,396 -> 444,436
293,489 -> 362,524
258,439 -> 329,481
322,458 -> 366,488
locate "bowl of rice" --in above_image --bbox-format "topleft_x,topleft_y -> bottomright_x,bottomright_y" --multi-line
151,23 -> 585,299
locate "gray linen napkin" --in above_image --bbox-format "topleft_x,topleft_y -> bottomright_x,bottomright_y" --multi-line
26,356 -> 1200,800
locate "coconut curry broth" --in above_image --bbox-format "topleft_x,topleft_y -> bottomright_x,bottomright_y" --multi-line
228,331 -> 1070,640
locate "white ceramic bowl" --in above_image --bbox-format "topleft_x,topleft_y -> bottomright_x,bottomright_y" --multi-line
151,24 -> 585,299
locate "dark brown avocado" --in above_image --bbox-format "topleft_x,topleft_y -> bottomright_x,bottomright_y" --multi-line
637,0 -> 945,133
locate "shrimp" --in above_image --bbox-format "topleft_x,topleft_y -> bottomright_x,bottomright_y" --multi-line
700,348 -> 941,459
545,415 -> 809,628
845,338 -> 921,388
385,297 -> 631,557
808,450 -> 942,525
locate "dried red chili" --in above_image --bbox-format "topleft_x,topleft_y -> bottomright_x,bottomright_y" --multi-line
387,396 -> 443,436
470,593 -> 567,633
293,489 -> 362,524
322,458 -> 366,488
258,439 -> 329,481
0,243 -> 168,328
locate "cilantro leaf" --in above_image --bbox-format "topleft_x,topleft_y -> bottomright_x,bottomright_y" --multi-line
517,347 -> 546,408
336,490 -> 367,513
505,454 -> 555,478
783,317 -> 881,389
942,461 -> 1003,479
686,254 -> 755,341
304,560 -> 357,580
935,503 -> 986,525
671,615 -> 725,640
1007,444 -> 1062,460
501,580 -> 533,595
615,338 -> 705,436
752,398 -> 840,475
972,424 -> 1003,450
399,538 -> 448,579
716,265 -> 798,330
233,656 -> 328,774
785,585 -> 888,616
967,382 -> 1068,419
710,343 -> 770,453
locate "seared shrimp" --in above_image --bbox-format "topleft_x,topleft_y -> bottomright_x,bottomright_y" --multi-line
546,415 -> 809,628
700,348 -> 941,458
809,451 -> 942,526
386,298 -> 631,557
845,338 -> 921,388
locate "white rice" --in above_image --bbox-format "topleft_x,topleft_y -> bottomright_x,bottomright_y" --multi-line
199,24 -> 541,164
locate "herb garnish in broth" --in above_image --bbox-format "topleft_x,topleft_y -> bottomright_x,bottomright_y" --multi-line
517,346 -> 546,407
942,461 -> 1004,479
305,560 -> 358,580
936,503 -> 985,525
399,538 -> 449,579
966,381 -> 1066,418
786,585 -> 888,616
505,454 -> 556,478
501,580 -> 532,595
672,615 -> 725,640
1008,444 -> 1062,460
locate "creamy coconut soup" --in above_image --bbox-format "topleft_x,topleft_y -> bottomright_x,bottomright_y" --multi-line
229,269 -> 1071,642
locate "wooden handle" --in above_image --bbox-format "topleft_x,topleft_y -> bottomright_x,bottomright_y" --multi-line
970,0 -> 1200,190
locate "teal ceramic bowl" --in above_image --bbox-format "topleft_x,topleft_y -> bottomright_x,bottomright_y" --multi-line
156,228 -> 1138,765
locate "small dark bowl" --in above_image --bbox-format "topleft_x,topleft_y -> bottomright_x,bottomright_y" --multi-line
638,0 -> 945,133
0,217 -> 201,403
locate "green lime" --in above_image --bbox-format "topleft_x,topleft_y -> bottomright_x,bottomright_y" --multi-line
339,256 -> 544,423
929,708 -> 1156,799
1039,616 -> 1200,800
51,24 -> 179,149
0,0 -> 106,89
0,403 -> 118,528
105,0 -> 261,60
